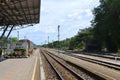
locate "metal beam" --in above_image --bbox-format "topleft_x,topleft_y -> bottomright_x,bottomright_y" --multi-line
3,25 -> 14,43
0,0 -> 40,27
26,0 -> 32,24
0,0 -> 27,6
0,4 -> 16,26
0,25 -> 9,39
19,0 -> 29,24
2,13 -> 39,17
4,6 -> 39,10
0,18 -> 38,25
6,26 -> 14,39
33,0 -> 36,23
6,1 -> 22,25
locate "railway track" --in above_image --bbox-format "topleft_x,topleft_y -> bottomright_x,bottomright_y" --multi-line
40,50 -> 63,80
41,50 -> 85,80
79,53 -> 120,60
65,53 -> 120,71
53,49 -> 120,71
64,50 -> 120,60
43,50 -> 106,80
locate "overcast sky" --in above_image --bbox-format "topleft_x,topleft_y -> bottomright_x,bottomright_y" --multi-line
9,0 -> 100,45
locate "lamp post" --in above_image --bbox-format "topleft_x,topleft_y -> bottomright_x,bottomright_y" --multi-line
48,36 -> 49,48
52,40 -> 54,48
17,31 -> 19,40
58,25 -> 60,54
45,40 -> 47,48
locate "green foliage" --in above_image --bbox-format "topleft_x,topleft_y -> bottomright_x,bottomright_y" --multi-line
14,48 -> 26,52
0,36 -> 7,44
69,37 -> 76,50
46,39 -> 70,50
76,41 -> 85,50
69,27 -> 93,50
12,37 -> 19,42
92,0 -> 120,52
7,37 -> 19,44
117,50 -> 120,56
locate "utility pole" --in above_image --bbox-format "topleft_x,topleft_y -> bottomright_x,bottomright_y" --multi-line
52,40 -> 54,48
48,36 -> 49,48
17,31 -> 19,40
45,40 -> 47,48
58,25 -> 60,54
10,36 -> 12,49
41,42 -> 43,45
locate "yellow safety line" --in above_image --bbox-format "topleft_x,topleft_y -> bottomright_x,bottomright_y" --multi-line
31,57 -> 37,80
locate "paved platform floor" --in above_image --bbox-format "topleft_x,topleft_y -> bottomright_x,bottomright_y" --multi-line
0,55 -> 37,80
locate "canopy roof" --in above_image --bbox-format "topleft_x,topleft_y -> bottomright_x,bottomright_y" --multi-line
0,0 -> 41,30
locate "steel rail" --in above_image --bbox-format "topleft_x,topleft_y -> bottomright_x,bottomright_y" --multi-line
46,50 -> 107,80
45,51 -> 85,80
66,54 -> 120,71
41,50 -> 64,80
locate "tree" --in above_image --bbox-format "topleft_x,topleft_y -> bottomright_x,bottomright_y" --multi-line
68,27 -> 94,50
92,0 -> 120,52
12,37 -> 19,42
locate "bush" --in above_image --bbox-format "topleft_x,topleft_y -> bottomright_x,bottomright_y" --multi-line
14,48 -> 20,51
20,48 -> 26,52
14,48 -> 26,52
14,48 -> 26,55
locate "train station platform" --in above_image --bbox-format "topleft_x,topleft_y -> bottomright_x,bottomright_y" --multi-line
0,49 -> 41,80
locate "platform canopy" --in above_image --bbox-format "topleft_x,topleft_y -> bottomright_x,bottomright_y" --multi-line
0,0 -> 41,31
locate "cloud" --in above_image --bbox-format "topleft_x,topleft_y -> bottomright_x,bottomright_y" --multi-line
85,9 -> 93,17
32,24 -> 40,32
41,7 -> 49,15
68,12 -> 82,20
39,25 -> 57,33
67,9 -> 92,20
9,0 -> 100,44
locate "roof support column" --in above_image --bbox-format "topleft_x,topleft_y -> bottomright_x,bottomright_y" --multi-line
0,25 -> 9,39
3,25 -> 14,49
6,25 -> 14,39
